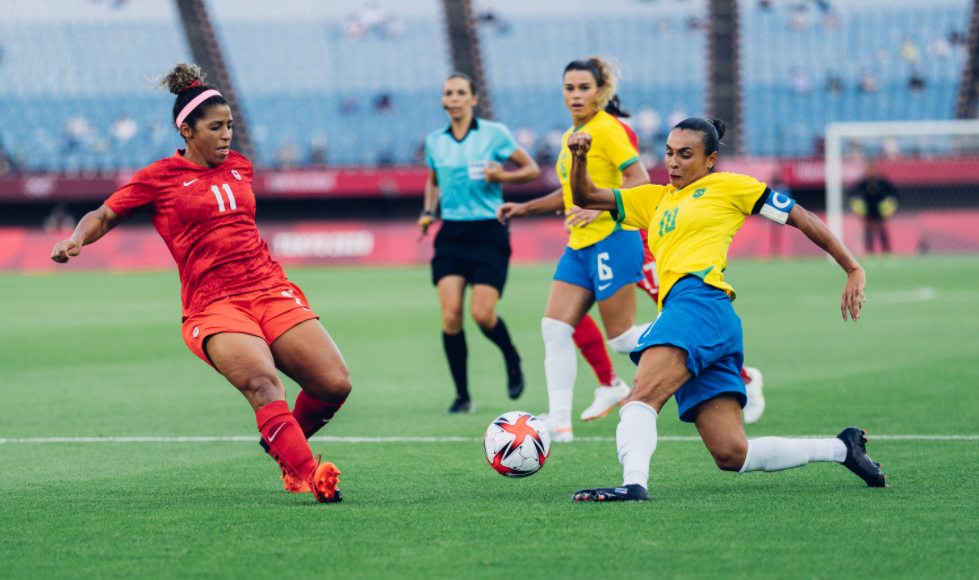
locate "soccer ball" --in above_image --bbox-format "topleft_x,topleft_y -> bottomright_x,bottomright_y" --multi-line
483,411 -> 551,478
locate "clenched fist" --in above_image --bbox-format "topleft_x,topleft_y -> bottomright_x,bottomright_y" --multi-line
567,132 -> 593,158
51,239 -> 82,263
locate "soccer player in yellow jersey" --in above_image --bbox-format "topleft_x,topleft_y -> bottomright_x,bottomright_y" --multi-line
498,59 -> 654,441
566,118 -> 888,501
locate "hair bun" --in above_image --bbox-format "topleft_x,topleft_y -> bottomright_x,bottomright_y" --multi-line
710,119 -> 727,141
157,63 -> 206,95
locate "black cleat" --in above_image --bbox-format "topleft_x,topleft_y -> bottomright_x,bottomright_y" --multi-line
573,484 -> 650,502
446,398 -> 474,414
837,427 -> 888,487
507,353 -> 525,400
259,437 -> 271,455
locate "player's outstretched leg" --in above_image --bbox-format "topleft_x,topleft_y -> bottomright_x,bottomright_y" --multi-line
696,395 -> 887,487
573,401 -> 656,502
262,319 -> 353,495
836,427 -> 889,487
206,332 -> 332,498
574,346 -> 690,502
741,366 -> 765,424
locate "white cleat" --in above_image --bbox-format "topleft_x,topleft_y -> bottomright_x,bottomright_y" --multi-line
742,366 -> 765,424
538,413 -> 574,442
580,378 -> 630,422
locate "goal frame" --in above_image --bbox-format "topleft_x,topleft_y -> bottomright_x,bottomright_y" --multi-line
824,119 -> 979,248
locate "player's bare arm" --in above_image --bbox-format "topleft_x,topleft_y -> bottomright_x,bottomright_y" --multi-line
484,148 -> 540,184
418,169 -> 440,235
496,187 -> 564,223
50,204 -> 123,263
568,149 -> 650,226
786,204 -> 866,322
567,132 -> 617,211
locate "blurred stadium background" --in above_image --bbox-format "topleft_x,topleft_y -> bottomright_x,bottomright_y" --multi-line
0,0 -> 977,271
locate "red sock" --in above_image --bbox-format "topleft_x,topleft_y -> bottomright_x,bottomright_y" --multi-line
256,400 -> 316,479
573,313 -> 617,386
741,366 -> 752,385
293,390 -> 345,439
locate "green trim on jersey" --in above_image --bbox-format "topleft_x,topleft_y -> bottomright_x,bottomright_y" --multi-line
618,156 -> 640,171
688,266 -> 715,280
612,188 -> 626,223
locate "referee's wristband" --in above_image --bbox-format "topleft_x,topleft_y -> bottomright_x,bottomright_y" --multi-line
420,210 -> 435,218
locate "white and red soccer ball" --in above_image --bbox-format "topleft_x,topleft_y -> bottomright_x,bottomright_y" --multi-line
483,411 -> 551,478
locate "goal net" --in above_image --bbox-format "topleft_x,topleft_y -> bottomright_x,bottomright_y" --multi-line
825,120 -> 979,256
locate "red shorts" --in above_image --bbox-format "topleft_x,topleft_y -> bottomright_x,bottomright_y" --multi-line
181,281 -> 320,370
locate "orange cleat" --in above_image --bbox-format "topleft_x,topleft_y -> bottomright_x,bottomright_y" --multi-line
309,455 -> 342,503
280,463 -> 312,493
260,437 -> 312,493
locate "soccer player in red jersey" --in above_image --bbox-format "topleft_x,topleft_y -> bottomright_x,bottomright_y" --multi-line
50,64 -> 346,503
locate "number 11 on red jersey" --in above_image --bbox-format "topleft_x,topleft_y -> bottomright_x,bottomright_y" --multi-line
211,183 -> 237,212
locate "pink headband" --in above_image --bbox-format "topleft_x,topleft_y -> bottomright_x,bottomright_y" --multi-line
175,89 -> 222,129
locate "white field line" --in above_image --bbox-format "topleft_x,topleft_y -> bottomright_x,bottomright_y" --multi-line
870,287 -> 938,304
0,434 -> 976,444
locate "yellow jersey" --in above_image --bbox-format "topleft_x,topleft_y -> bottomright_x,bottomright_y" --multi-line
613,172 -> 771,309
557,110 -> 641,250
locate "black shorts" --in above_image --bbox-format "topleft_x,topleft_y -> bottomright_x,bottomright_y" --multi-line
431,219 -> 511,294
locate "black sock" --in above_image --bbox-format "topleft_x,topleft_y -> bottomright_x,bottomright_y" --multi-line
480,317 -> 519,366
443,331 -> 469,401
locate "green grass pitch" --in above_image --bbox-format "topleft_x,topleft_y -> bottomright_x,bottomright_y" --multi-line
1,257 -> 977,579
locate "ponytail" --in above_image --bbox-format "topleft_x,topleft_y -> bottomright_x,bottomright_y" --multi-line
155,63 -> 228,133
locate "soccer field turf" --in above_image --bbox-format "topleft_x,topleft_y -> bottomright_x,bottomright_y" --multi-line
1,257 -> 977,580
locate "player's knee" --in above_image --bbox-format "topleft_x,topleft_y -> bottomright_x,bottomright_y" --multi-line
326,370 -> 352,401
470,304 -> 496,330
442,307 -> 464,334
710,441 -> 748,472
305,363 -> 352,403
241,374 -> 284,404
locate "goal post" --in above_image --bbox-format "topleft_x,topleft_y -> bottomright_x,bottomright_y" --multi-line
824,120 -> 979,256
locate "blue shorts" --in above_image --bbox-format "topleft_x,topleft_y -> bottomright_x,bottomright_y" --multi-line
631,276 -> 746,423
552,230 -> 644,301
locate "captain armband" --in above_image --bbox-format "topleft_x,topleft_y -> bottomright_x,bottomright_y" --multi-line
754,188 -> 796,226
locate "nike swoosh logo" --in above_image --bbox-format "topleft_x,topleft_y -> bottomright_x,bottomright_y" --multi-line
268,423 -> 286,443
183,179 -> 198,186
598,283 -> 612,291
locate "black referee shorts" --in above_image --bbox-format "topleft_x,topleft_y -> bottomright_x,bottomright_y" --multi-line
431,219 -> 512,295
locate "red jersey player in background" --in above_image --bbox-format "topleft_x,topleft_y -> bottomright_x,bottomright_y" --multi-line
50,64 -> 347,503
572,122 -> 767,424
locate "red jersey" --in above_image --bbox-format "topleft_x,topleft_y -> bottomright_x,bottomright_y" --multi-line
106,150 -> 287,319
612,116 -> 641,153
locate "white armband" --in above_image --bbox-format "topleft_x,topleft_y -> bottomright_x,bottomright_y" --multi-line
759,191 -> 796,225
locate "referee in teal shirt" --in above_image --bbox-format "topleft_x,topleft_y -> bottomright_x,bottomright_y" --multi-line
419,73 -> 540,414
